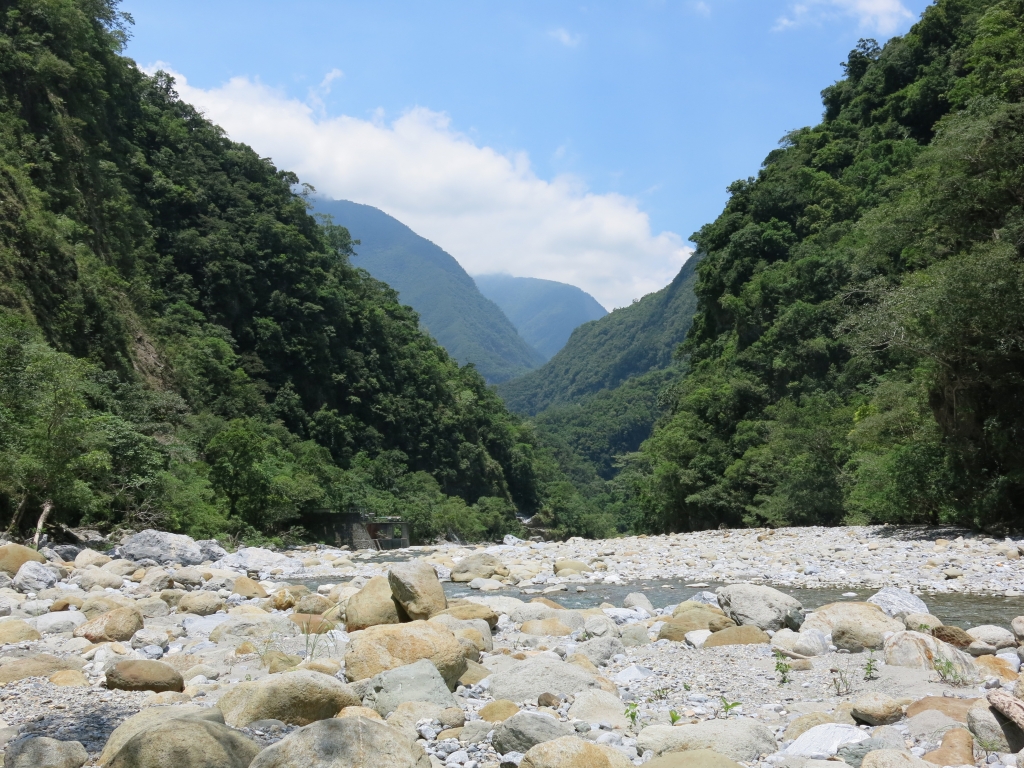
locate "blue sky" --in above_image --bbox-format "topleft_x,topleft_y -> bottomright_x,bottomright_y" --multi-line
122,0 -> 933,308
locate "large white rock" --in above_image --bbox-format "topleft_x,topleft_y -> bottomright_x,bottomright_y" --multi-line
488,656 -> 601,701
784,723 -> 871,757
867,588 -> 928,620
12,561 -> 59,593
121,530 -> 204,566
214,547 -> 298,572
793,629 -> 831,657
716,584 -> 804,631
34,611 -> 87,634
638,719 -> 778,761
567,690 -> 629,729
966,625 -> 1016,649
883,630 -> 976,680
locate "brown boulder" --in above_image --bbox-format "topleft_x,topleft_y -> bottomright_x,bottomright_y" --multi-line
437,601 -> 499,628
933,625 -> 973,649
907,696 -> 979,723
479,699 -> 520,722
106,717 -> 260,768
388,560 -> 447,620
0,619 -> 42,643
702,625 -> 769,647
345,575 -> 404,631
288,613 -> 337,634
0,543 -> 45,576
232,575 -> 268,598
923,728 -> 974,766
344,620 -> 467,688
520,735 -> 633,768
0,653 -> 83,683
521,618 -> 573,636
73,607 -> 143,643
105,660 -> 184,693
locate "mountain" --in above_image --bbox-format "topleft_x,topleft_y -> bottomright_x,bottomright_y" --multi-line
0,0 -> 589,546
498,256 -> 700,416
312,199 -> 544,384
474,274 -> 607,360
627,1 -> 1024,534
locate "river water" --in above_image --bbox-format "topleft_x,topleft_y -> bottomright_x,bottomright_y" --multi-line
440,577 -> 1023,628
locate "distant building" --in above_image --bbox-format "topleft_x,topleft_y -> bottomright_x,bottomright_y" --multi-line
304,509 -> 410,550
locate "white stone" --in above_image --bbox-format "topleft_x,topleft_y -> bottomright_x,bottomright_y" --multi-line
784,724 -> 871,757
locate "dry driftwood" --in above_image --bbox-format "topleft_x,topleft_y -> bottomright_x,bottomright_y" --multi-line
987,689 -> 1024,731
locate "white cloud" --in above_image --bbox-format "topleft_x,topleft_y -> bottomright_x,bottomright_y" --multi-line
548,28 -> 582,47
775,0 -> 913,35
157,67 -> 690,309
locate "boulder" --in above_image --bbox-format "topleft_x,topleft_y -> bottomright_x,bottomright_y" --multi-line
554,559 -> 592,574
80,595 -> 126,618
860,750 -> 932,768
451,553 -> 505,583
479,699 -> 520,722
214,547 -> 297,572
106,718 -> 260,768
0,618 -> 42,643
867,588 -> 929,620
931,625 -> 972,649
208,615 -> 297,642
922,728 -> 974,766
139,568 -> 173,591
967,699 -> 1024,752
105,660 -> 184,692
195,539 -> 228,562
577,636 -> 625,666
904,613 -> 943,632
623,592 -> 655,613
659,609 -> 727,640
645,749 -> 743,768
35,611 -> 87,634
521,618 -> 573,636
218,669 -> 360,727
121,530 -> 204,566
716,584 -> 804,631
906,696 -> 978,723
177,591 -> 225,616
793,629 -> 830,657
385,700 -> 447,739
362,659 -> 458,716
620,623 -> 652,647
0,653 -> 82,683
801,602 -> 906,652
74,548 -> 111,568
436,601 -> 499,628
493,711 -> 574,754
232,575 -> 268,598
344,620 -> 466,688
488,655 -> 601,702
294,594 -> 335,615
345,575 -> 403,631
851,693 -> 903,725
520,735 -> 633,768
703,625 -> 769,647
883,631 -> 976,681
906,709 -> 961,741
638,719 -> 778,761
13,561 -> 58,593
567,689 -> 629,729
0,543 -> 46,576
967,625 -> 1016,649
71,566 -> 123,590
72,607 -> 143,643
784,713 -> 836,740
49,669 -> 89,687
837,730 -> 908,767
249,717 -> 430,768
3,736 -> 88,768
783,723 -> 870,757
388,561 -> 446,620
98,705 -> 226,764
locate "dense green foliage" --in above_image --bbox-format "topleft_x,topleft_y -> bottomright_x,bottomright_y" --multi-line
474,274 -> 607,360
313,199 -> 544,384
0,0 -> 590,545
627,0 -> 1024,533
499,257 -> 700,415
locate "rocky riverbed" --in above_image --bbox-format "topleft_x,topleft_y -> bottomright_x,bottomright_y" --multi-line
1,525 -> 1024,768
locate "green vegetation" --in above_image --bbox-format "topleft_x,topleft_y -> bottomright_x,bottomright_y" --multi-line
624,0 -> 1024,534
474,274 -> 607,361
499,257 -> 700,416
313,199 -> 544,384
0,0 -> 595,545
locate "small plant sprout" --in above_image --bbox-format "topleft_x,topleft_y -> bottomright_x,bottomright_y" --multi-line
625,702 -> 640,729
720,696 -> 741,715
650,687 -> 670,701
669,710 -> 682,725
863,651 -> 879,681
774,650 -> 792,685
933,658 -> 972,687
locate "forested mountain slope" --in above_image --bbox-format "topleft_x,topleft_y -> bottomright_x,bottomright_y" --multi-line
0,0 -> 592,545
627,0 -> 1024,534
498,256 -> 700,416
474,274 -> 607,360
312,200 -> 544,384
